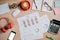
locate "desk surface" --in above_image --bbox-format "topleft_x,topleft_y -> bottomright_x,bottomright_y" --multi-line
0,0 -> 60,40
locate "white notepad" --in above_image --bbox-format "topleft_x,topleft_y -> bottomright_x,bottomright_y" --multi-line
17,12 -> 43,40
0,3 -> 10,15
12,9 -> 20,17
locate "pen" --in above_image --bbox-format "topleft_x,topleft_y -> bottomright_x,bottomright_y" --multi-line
33,0 -> 37,9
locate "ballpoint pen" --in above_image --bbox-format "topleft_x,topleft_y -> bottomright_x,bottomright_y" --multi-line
33,0 -> 37,9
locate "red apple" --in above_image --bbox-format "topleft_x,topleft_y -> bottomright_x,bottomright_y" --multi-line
19,1 -> 30,11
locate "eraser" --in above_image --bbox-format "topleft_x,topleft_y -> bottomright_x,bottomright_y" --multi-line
12,9 -> 20,17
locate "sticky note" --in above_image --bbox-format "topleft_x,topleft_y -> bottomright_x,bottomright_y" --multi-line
55,1 -> 60,8
54,8 -> 60,15
12,9 -> 20,17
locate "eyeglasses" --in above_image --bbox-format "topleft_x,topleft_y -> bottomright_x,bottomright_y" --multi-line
44,2 -> 52,11
44,2 -> 55,15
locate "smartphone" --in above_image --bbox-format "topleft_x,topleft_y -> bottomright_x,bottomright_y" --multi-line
7,31 -> 16,40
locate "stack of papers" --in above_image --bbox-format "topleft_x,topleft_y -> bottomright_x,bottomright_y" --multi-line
17,12 -> 50,40
0,3 -> 10,15
17,12 -> 43,40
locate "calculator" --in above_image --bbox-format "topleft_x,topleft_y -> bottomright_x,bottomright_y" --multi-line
48,19 -> 60,34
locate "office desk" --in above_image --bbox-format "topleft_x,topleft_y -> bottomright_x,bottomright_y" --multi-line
0,0 -> 60,40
